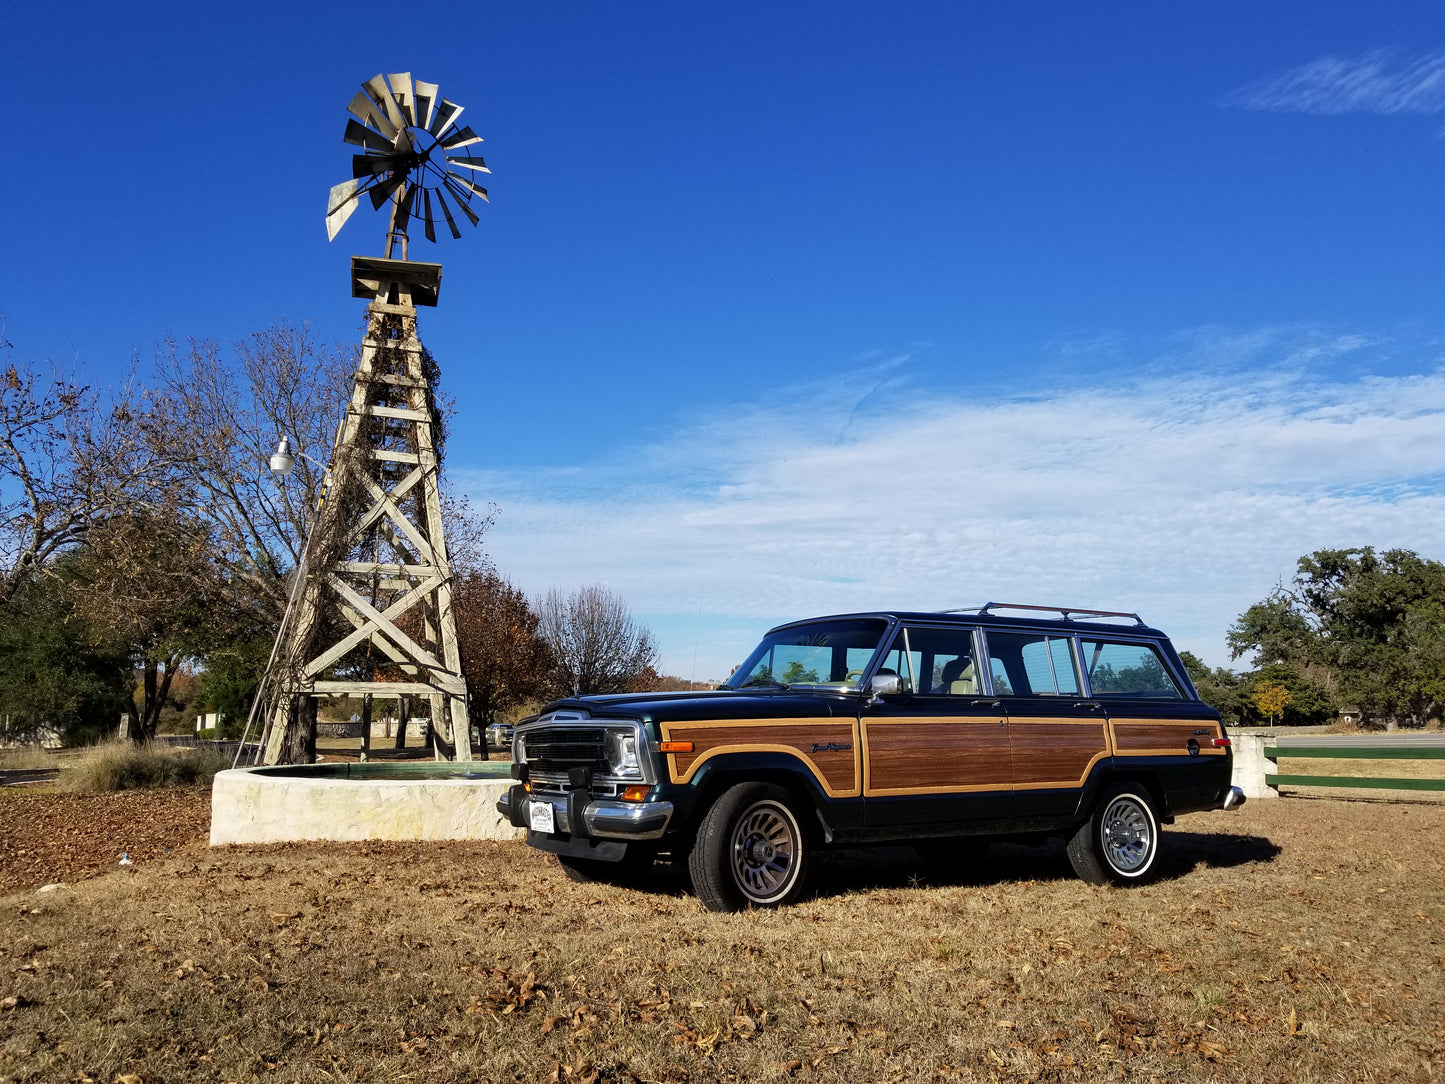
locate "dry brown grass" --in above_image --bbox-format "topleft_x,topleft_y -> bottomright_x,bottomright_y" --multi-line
2,801 -> 1444,1083
0,748 -> 61,771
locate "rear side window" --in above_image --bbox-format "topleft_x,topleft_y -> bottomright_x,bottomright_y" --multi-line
983,633 -> 1080,696
1079,640 -> 1182,698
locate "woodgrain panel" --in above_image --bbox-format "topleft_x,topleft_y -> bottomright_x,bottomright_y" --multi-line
661,719 -> 860,797
864,720 -> 1010,796
1008,719 -> 1109,789
1111,718 -> 1226,757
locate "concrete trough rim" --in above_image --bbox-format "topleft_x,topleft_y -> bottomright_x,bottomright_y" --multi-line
210,761 -> 523,846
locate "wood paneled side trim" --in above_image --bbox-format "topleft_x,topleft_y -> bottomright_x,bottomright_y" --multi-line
1006,718 -> 1110,790
660,718 -> 861,798
1110,718 -> 1226,757
862,719 -> 1011,797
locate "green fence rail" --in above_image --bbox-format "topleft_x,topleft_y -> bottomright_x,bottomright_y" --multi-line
1264,744 -> 1445,793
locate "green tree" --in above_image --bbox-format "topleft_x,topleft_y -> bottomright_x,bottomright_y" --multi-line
1229,547 -> 1445,729
1178,651 -> 1248,727
1245,664 -> 1334,727
0,571 -> 130,744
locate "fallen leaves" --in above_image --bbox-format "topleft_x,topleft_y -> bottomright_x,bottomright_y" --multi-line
0,788 -> 211,893
464,968 -> 546,1015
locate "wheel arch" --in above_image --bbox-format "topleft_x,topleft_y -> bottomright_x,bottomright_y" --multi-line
684,752 -> 835,843
1077,764 -> 1173,825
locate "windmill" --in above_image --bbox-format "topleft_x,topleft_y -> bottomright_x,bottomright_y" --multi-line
255,73 -> 488,765
325,72 -> 490,255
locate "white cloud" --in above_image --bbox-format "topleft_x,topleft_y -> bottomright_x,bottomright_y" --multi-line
1223,48 -> 1445,115
455,334 -> 1445,680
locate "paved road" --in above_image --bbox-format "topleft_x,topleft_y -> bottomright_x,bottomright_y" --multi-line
0,768 -> 59,786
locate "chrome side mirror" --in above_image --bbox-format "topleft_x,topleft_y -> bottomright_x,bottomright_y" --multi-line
866,673 -> 901,703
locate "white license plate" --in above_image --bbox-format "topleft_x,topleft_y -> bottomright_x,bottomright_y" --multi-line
529,800 -> 556,834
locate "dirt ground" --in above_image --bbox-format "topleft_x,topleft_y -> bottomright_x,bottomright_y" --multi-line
1,790 -> 1443,1084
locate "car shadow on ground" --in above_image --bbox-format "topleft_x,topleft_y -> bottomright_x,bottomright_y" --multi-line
629,829 -> 1282,905
807,830 -> 1282,899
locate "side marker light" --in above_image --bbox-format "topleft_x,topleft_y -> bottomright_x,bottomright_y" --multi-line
659,741 -> 694,753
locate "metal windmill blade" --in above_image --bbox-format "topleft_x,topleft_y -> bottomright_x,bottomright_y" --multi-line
325,72 -> 490,254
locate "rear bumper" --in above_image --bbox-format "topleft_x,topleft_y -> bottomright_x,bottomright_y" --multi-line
496,784 -> 674,841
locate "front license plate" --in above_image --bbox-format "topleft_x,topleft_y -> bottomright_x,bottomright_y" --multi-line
529,800 -> 556,834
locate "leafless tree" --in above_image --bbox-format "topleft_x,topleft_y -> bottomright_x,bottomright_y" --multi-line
536,584 -> 658,697
0,352 -> 161,607
146,322 -> 353,622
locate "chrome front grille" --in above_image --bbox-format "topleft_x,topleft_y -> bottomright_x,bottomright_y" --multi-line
528,769 -> 623,799
523,726 -> 607,770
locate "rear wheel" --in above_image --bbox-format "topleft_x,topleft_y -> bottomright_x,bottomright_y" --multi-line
688,783 -> 811,911
1066,785 -> 1160,886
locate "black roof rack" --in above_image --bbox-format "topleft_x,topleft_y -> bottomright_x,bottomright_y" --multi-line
936,602 -> 1146,626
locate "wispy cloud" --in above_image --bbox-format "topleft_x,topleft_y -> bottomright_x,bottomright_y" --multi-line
1223,48 -> 1445,115
455,330 -> 1445,679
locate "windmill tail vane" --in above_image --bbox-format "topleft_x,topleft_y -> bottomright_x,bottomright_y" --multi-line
325,72 -> 490,254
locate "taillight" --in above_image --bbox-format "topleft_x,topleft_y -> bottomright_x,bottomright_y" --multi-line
1211,737 -> 1231,748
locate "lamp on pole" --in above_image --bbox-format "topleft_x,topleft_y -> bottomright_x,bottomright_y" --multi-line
233,437 -> 333,766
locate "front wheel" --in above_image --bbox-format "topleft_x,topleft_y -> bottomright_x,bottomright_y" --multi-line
688,783 -> 811,911
1066,785 -> 1160,886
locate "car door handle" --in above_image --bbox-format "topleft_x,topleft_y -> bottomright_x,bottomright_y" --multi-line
970,699 -> 1001,709
1072,702 -> 1102,712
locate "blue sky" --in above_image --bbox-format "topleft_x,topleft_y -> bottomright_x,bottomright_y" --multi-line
7,3 -> 1445,681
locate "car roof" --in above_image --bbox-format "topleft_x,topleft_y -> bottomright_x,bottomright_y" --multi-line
767,610 -> 1170,638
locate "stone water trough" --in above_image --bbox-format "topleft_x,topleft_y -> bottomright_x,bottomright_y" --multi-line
210,761 -> 524,846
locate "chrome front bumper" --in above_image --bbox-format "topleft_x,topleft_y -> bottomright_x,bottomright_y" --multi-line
496,786 -> 674,841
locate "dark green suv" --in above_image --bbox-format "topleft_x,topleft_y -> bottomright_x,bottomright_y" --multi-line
498,603 -> 1244,911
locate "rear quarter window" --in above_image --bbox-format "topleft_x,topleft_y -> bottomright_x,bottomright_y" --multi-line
1079,640 -> 1181,698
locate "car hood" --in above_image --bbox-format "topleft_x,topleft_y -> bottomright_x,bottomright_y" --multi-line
526,687 -> 860,724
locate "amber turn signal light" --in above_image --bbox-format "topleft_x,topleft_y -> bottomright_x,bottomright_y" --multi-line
659,741 -> 694,753
620,785 -> 651,802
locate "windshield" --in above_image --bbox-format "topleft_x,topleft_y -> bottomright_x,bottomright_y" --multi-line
723,618 -> 890,690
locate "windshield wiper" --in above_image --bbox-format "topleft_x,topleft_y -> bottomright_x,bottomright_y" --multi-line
738,678 -> 790,690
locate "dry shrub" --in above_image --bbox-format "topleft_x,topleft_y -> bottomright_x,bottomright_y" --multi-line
58,739 -> 228,793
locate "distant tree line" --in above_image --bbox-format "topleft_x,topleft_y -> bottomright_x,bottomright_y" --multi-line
0,324 -> 662,752
1185,547 -> 1445,731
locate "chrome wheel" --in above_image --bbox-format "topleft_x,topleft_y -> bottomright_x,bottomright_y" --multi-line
1101,794 -> 1154,874
1066,784 -> 1160,886
729,799 -> 801,904
689,782 -> 812,911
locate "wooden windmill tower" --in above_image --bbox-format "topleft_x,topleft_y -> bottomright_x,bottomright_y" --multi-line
258,72 -> 490,765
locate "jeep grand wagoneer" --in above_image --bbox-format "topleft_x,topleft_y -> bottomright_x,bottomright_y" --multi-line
498,604 -> 1244,911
